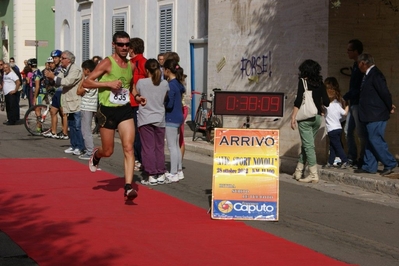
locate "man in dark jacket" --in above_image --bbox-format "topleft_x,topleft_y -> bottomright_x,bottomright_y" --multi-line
355,53 -> 397,176
343,39 -> 366,168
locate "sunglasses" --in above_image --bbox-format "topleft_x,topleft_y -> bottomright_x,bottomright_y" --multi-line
61,57 -> 69,60
115,42 -> 130,48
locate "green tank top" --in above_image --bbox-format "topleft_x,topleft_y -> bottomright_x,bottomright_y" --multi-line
98,56 -> 132,107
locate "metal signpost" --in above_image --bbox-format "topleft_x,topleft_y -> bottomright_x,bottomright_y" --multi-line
25,40 -> 48,60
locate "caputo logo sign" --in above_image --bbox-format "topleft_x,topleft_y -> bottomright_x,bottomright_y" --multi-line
217,200 -> 233,213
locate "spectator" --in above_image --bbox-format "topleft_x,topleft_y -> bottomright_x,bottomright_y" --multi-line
163,52 -> 188,166
45,50 -> 84,155
77,60 -> 98,160
343,39 -> 366,169
137,59 -> 170,185
92,56 -> 102,65
2,63 -> 21,125
163,59 -> 186,182
42,50 -> 69,139
355,53 -> 397,176
291,59 -> 330,183
129,37 -> 147,172
323,77 -> 349,169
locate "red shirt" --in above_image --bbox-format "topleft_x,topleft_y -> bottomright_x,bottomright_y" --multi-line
130,54 -> 147,107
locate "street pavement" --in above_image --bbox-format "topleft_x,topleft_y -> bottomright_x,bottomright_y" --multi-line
1,103 -> 399,264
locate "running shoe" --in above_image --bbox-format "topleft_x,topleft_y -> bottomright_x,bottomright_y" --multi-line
157,174 -> 170,184
340,162 -> 349,169
134,160 -> 142,171
79,153 -> 91,160
43,131 -> 59,139
177,171 -> 185,180
141,175 -> 158,185
89,148 -> 100,172
57,132 -> 69,140
165,173 -> 179,183
73,149 -> 83,156
124,183 -> 138,200
64,147 -> 74,154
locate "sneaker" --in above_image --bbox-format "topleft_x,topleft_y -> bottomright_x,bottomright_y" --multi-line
140,179 -> 150,185
322,163 -> 334,169
177,171 -> 185,180
340,162 -> 349,169
43,131 -> 59,139
165,173 -> 179,183
134,160 -> 142,171
79,152 -> 91,160
157,174 -> 168,184
124,184 -> 138,200
141,175 -> 158,186
57,132 -> 69,140
42,129 -> 51,136
72,149 -> 83,156
89,148 -> 100,172
64,147 -> 74,154
149,175 -> 158,186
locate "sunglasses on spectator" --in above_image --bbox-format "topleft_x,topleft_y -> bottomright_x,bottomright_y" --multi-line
114,42 -> 130,48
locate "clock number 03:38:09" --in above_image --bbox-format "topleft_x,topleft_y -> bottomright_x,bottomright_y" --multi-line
226,96 -> 281,111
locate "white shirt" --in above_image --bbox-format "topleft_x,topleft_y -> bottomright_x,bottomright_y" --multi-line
325,100 -> 346,132
3,71 -> 19,95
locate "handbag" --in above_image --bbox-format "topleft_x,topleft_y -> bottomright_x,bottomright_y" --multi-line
296,78 -> 318,121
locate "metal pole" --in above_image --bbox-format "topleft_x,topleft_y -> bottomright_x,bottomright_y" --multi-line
35,41 -> 38,60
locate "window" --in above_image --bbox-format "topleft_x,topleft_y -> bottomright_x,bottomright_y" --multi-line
159,5 -> 173,53
112,14 -> 126,52
82,19 -> 90,61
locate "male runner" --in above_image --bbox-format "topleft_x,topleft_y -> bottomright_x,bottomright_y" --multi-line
83,31 -> 146,201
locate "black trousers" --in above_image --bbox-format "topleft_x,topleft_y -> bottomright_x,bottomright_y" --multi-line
5,91 -> 20,124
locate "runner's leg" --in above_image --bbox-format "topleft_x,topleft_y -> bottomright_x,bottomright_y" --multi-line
117,119 -> 135,184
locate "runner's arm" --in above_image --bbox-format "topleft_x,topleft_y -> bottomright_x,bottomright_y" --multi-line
82,58 -> 121,91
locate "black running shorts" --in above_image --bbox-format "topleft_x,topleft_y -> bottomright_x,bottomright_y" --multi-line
96,104 -> 134,130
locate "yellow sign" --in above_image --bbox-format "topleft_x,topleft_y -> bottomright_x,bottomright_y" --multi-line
211,128 -> 279,221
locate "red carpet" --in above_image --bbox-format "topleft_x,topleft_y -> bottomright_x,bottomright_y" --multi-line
0,158 -> 352,265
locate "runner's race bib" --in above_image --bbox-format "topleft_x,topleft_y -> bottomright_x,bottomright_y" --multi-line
110,88 -> 129,105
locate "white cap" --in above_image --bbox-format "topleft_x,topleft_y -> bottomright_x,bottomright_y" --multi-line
47,57 -> 54,63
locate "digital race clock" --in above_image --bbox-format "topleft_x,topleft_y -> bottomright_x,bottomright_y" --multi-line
213,91 -> 285,117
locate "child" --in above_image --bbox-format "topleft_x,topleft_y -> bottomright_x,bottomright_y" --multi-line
323,77 -> 349,169
137,59 -> 170,185
77,60 -> 98,160
163,59 -> 186,182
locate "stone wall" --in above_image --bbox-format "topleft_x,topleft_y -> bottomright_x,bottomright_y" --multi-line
208,0 -> 330,162
208,0 -> 399,163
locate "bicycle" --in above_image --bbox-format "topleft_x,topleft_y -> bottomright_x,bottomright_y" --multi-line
191,88 -> 223,143
24,88 -> 58,136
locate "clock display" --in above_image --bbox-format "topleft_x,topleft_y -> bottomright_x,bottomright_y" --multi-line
213,91 -> 284,117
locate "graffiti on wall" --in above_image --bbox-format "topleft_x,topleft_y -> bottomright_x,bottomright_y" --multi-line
241,51 -> 272,79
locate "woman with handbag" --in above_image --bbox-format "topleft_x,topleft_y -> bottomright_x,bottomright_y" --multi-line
291,59 -> 330,183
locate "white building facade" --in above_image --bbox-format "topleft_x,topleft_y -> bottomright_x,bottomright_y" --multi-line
55,0 -> 208,102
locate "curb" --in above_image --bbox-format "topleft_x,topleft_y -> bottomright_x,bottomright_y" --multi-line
185,138 -> 399,197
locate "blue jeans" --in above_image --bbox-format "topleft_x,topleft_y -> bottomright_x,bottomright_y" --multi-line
328,129 -> 348,165
346,105 -> 366,163
68,112 -> 85,151
297,115 -> 321,166
362,121 -> 397,173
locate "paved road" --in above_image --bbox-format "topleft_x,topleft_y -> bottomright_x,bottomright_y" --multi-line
1,109 -> 399,265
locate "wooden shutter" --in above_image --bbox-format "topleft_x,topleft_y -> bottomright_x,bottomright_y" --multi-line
82,19 -> 90,61
159,5 -> 173,53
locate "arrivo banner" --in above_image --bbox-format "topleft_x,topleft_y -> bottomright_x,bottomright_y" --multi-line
211,128 -> 279,221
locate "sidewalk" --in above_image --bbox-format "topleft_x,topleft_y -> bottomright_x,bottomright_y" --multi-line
183,137 -> 399,198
